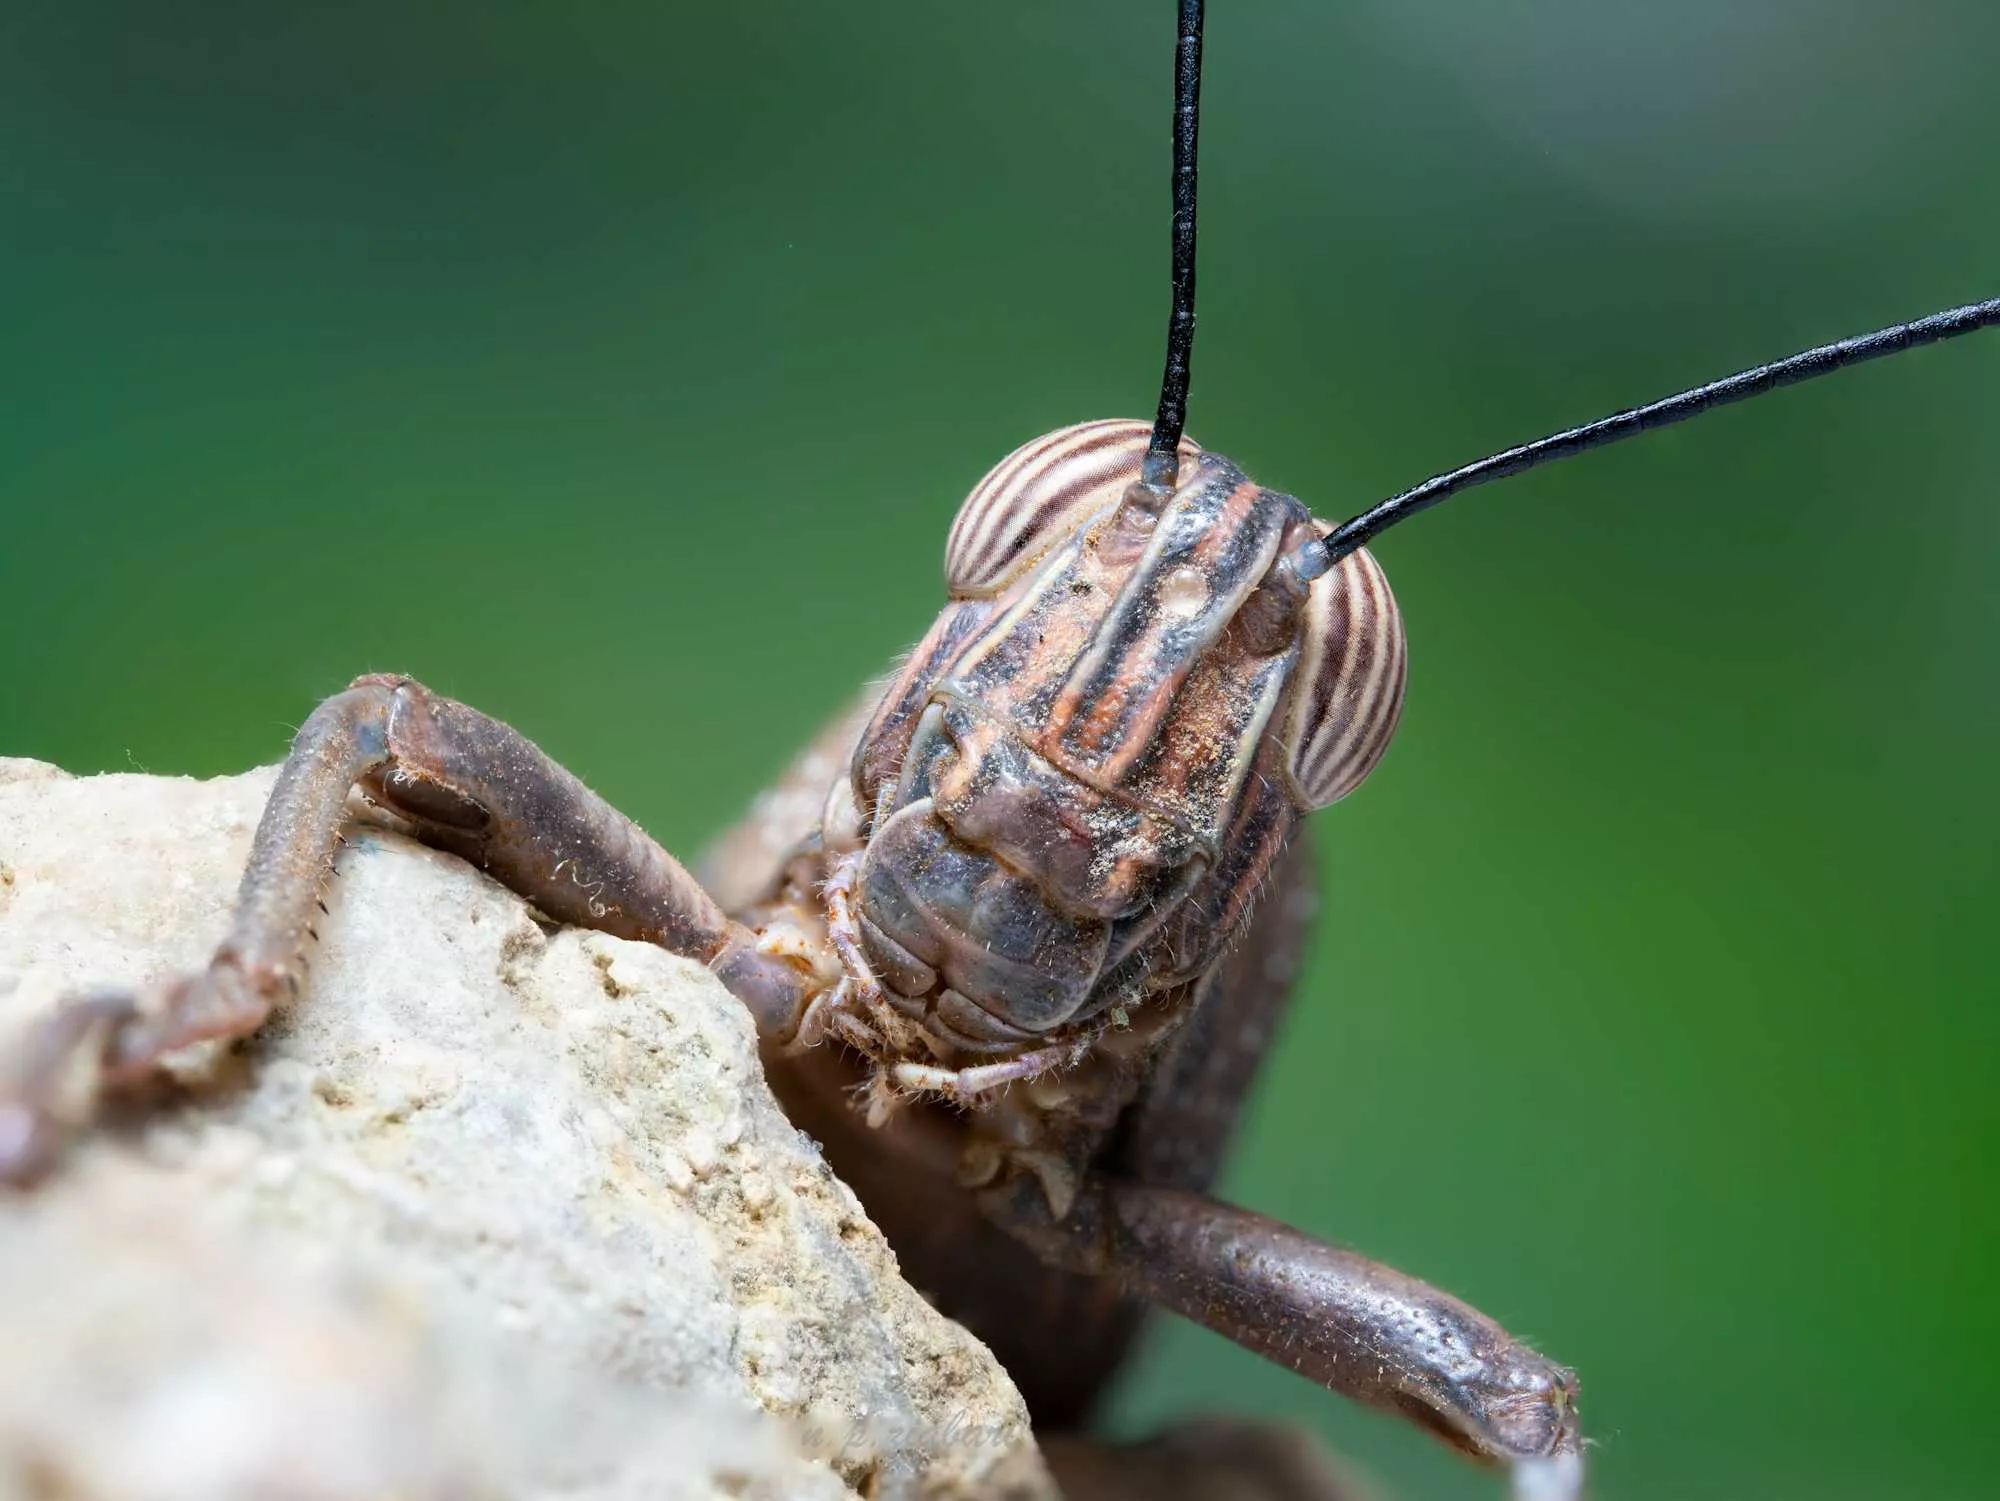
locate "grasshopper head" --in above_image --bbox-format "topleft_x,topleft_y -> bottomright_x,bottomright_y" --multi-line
845,422 -> 1405,1045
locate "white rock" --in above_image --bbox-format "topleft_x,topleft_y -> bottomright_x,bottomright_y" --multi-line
0,759 -> 1053,1501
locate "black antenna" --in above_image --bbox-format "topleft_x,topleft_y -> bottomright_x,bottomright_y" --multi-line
1301,295 -> 2000,577
1138,0 -> 1206,497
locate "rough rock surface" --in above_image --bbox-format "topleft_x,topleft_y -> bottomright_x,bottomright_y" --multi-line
0,758 -> 1053,1501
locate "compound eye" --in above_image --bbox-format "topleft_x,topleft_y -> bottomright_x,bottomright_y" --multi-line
1282,542 -> 1407,809
944,419 -> 1201,598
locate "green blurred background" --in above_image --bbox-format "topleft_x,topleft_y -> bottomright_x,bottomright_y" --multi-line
3,3 -> 1995,1497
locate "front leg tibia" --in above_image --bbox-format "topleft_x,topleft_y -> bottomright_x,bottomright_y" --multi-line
348,678 -> 809,1031
981,1175 -> 1583,1498
351,675 -> 731,958
0,675 -> 810,1184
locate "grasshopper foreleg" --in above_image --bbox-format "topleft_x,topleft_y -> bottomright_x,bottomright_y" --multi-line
0,674 -> 811,1183
981,1174 -> 1583,1501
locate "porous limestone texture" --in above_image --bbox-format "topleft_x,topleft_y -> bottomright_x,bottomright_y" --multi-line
0,758 -> 1053,1501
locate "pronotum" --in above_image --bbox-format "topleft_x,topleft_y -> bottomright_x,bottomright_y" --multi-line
3,5 -> 1995,1499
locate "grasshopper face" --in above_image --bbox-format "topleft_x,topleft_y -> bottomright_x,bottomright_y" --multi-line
843,420 -> 1406,1057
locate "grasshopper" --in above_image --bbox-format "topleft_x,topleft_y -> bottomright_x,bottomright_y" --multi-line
3,4 -> 1995,1498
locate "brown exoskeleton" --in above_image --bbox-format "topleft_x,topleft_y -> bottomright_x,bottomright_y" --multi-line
5,5 -> 1997,1499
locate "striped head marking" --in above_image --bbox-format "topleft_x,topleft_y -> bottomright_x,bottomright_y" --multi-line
937,420 -> 1407,834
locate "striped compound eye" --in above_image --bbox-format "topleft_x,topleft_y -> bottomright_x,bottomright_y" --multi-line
944,419 -> 1202,599
1282,542 -> 1407,809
